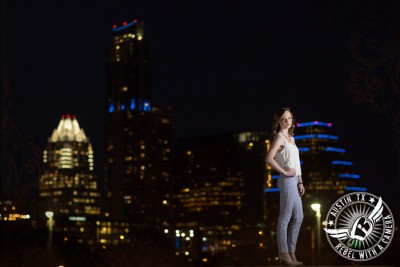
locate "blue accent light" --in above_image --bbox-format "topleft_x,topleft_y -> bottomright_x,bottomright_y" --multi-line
331,160 -> 353,166
144,101 -> 151,112
317,134 -> 339,140
202,246 -> 207,251
296,121 -> 332,127
109,101 -> 115,113
300,161 -> 304,165
265,188 -> 279,193
130,99 -> 136,110
298,147 -> 310,152
345,186 -> 367,192
272,175 -> 279,180
295,134 -> 338,140
120,103 -> 125,110
325,147 -> 346,153
294,134 -> 315,140
175,237 -> 180,249
112,20 -> 137,32
339,173 -> 360,179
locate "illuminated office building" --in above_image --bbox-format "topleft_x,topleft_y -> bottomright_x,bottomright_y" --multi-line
105,20 -> 173,229
39,115 -> 101,218
294,121 -> 366,194
173,132 -> 269,261
108,19 -> 150,101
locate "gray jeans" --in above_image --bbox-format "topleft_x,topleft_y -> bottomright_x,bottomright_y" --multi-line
277,176 -> 304,253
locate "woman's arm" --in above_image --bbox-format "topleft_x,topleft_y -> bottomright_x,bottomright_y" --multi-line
265,135 -> 295,176
293,137 -> 305,196
298,176 -> 305,196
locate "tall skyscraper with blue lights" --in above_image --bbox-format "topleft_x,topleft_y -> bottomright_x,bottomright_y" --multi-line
107,20 -> 151,107
105,20 -> 173,229
294,121 -> 366,196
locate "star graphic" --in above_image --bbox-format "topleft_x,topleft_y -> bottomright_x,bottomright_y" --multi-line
328,220 -> 334,226
369,197 -> 375,204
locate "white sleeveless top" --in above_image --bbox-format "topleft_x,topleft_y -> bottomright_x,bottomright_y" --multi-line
274,133 -> 302,176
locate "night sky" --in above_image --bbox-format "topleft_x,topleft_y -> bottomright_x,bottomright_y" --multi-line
4,1 -> 399,206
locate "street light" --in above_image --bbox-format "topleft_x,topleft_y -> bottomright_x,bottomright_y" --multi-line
311,203 -> 321,266
45,211 -> 54,250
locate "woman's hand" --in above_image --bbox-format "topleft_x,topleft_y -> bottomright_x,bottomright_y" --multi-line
298,183 -> 305,196
283,168 -> 296,177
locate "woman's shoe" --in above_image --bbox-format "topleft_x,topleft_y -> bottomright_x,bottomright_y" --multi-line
294,261 -> 303,266
278,255 -> 298,266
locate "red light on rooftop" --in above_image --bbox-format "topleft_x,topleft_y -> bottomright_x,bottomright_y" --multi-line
66,114 -> 71,119
73,115 -> 77,119
296,123 -> 300,127
61,115 -> 65,119
328,122 -> 332,126
314,120 -> 318,124
113,24 -> 117,28
134,19 -> 138,23
123,21 -> 127,26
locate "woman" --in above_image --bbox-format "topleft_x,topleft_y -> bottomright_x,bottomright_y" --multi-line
265,108 -> 305,266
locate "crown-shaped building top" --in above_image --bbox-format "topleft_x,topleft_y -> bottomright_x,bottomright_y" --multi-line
49,114 -> 88,143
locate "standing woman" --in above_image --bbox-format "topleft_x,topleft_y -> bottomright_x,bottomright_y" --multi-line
265,108 -> 305,266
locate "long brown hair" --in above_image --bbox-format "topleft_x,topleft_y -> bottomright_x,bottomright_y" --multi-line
270,107 -> 296,138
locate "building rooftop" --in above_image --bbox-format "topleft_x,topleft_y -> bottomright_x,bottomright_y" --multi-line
49,114 -> 88,143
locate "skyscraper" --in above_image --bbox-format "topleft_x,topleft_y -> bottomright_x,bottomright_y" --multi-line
108,20 -> 150,102
294,121 -> 366,196
105,20 -> 173,228
39,115 -> 101,218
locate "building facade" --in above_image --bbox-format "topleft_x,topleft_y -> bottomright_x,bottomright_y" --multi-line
173,132 -> 270,263
39,115 -> 101,219
295,121 -> 366,195
105,20 -> 173,230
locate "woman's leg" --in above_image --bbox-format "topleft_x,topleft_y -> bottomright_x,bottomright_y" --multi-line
288,185 -> 304,261
277,177 -> 296,253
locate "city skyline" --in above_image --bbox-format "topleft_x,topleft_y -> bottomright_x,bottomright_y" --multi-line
2,0 -> 399,208
1,2 -> 399,264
